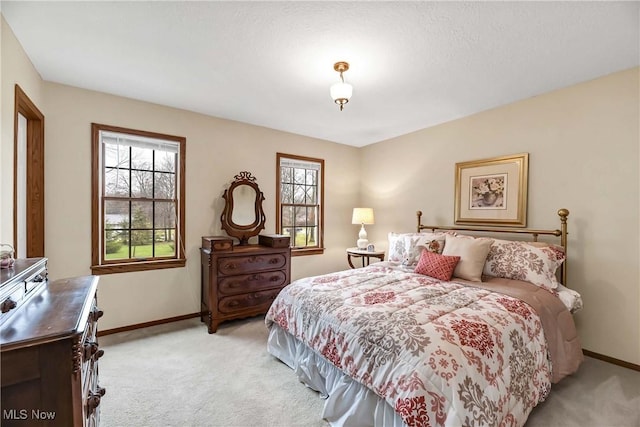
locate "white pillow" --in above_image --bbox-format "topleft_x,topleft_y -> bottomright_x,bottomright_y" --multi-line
387,232 -> 407,263
483,238 -> 565,290
554,283 -> 583,313
442,234 -> 493,282
387,232 -> 445,266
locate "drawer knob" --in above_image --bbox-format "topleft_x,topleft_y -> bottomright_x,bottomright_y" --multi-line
87,393 -> 102,412
91,309 -> 104,322
0,298 -> 17,313
269,258 -> 279,264
83,342 -> 101,360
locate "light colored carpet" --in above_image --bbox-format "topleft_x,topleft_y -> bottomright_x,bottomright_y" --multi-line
99,317 -> 640,427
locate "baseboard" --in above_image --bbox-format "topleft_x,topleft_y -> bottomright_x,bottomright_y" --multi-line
97,312 -> 202,336
583,349 -> 640,371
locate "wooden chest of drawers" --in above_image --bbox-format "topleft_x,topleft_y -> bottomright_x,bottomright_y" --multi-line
200,238 -> 291,333
1,262 -> 104,427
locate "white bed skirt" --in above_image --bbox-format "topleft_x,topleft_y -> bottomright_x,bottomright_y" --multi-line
267,324 -> 406,427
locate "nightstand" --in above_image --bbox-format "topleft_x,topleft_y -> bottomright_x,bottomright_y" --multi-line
346,247 -> 385,268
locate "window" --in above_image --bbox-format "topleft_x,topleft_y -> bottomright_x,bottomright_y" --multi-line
91,123 -> 186,274
276,153 -> 324,255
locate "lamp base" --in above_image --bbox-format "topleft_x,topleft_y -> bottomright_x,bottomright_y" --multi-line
357,224 -> 369,249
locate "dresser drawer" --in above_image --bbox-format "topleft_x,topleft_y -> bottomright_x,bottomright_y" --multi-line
0,282 -> 25,326
218,253 -> 287,275
218,288 -> 281,313
80,301 -> 104,379
0,260 -> 47,327
218,271 -> 287,295
84,361 -> 104,427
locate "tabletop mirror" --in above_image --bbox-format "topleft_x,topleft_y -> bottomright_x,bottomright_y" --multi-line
220,171 -> 266,245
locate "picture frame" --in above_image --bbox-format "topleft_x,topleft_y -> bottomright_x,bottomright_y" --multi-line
454,153 -> 529,227
366,244 -> 375,252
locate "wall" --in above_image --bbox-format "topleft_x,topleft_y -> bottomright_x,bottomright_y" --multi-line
3,13 -> 639,365
41,82 -> 360,330
0,16 -> 44,245
360,67 -> 640,365
2,15 -> 360,332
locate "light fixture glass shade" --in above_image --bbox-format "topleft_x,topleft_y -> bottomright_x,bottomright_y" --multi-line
330,81 -> 353,102
351,208 -> 374,225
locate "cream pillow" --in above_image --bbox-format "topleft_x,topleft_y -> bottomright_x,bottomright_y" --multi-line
442,234 -> 493,282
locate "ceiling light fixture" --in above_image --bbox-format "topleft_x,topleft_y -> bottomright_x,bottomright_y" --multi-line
330,61 -> 353,111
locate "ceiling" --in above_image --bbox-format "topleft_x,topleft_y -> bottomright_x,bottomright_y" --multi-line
2,1 -> 638,147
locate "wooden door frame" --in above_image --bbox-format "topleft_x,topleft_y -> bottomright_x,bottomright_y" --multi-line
14,84 -> 45,257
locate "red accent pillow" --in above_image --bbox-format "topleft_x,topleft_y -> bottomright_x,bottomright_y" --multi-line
414,249 -> 461,281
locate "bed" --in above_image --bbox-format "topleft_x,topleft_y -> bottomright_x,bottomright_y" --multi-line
265,209 -> 583,427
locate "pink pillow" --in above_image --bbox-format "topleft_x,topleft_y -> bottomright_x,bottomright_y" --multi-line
414,249 -> 461,281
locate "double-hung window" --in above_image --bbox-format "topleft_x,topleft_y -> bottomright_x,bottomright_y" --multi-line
91,123 -> 186,274
276,153 -> 324,255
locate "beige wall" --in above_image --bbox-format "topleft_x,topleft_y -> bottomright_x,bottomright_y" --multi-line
2,16 -> 360,332
42,82 -> 360,330
1,16 -> 45,244
360,67 -> 640,365
3,14 -> 638,365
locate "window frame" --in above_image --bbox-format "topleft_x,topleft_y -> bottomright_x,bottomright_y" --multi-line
91,123 -> 186,274
276,153 -> 325,256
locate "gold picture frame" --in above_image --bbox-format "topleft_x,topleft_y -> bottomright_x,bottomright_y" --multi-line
454,153 -> 529,227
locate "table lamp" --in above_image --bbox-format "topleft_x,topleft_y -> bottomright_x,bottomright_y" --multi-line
351,208 -> 375,249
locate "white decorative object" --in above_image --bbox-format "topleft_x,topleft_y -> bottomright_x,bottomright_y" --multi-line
0,244 -> 15,269
351,208 -> 375,249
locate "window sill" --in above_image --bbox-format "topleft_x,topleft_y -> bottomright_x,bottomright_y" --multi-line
291,247 -> 324,257
91,258 -> 186,275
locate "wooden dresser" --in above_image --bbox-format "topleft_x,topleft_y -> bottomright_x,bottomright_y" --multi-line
200,236 -> 291,333
1,258 -> 104,426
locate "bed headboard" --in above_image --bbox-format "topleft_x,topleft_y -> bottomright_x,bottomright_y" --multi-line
416,209 -> 569,285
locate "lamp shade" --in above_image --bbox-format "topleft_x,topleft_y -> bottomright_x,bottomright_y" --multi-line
351,208 -> 374,225
330,81 -> 353,102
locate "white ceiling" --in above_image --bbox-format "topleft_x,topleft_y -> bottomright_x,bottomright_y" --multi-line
2,1 -> 638,147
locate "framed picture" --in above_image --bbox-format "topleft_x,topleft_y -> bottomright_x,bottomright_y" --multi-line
454,153 -> 529,227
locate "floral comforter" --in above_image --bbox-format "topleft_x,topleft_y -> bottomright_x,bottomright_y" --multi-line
265,263 -> 581,427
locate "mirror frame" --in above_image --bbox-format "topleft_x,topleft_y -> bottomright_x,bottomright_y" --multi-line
220,171 -> 266,245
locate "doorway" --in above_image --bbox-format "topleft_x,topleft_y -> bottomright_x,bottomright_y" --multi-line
14,85 -> 45,257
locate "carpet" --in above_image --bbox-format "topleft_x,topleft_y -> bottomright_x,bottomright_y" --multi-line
99,317 -> 640,427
